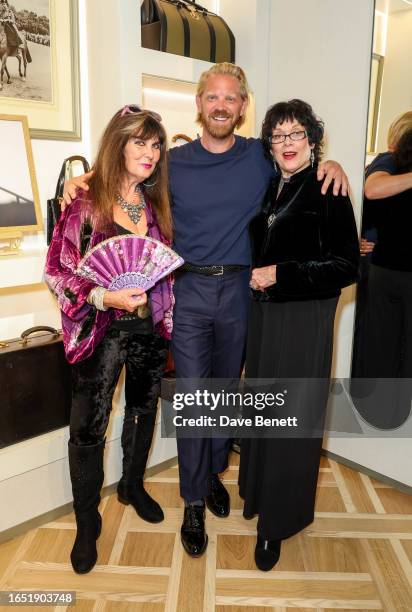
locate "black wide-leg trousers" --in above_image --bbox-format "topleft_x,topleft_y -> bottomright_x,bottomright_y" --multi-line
70,328 -> 168,446
239,297 -> 338,541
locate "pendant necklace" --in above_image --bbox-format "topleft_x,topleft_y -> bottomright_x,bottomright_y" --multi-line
116,184 -> 146,224
268,177 -> 290,228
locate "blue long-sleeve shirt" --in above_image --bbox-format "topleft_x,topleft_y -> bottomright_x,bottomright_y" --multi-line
168,137 -> 274,266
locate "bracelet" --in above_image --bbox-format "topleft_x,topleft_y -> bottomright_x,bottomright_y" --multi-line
87,286 -> 108,311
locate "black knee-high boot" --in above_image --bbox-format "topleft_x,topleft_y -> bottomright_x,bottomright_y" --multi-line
68,439 -> 105,574
117,412 -> 164,523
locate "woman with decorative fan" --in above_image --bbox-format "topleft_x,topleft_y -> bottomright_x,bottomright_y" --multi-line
45,106 -> 183,574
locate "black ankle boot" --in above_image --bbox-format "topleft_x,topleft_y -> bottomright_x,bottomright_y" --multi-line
118,413 -> 164,523
254,535 -> 281,571
68,440 -> 105,574
118,477 -> 164,523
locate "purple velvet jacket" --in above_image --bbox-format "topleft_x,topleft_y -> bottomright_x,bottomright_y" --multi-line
45,193 -> 174,364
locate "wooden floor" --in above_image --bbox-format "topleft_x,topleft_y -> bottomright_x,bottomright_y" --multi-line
1,453 -> 412,611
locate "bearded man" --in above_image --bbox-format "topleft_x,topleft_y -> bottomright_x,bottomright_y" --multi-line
62,62 -> 348,559
168,62 -> 348,557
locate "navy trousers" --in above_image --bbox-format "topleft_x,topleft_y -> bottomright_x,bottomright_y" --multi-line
171,268 -> 250,501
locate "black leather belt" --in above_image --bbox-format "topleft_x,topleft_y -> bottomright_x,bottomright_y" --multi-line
181,263 -> 248,276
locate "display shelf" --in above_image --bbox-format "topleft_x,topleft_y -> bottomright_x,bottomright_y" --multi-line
0,249 -> 47,289
140,47 -> 213,85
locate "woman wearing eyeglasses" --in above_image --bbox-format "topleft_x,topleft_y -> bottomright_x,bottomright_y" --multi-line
45,106 -> 174,574
238,99 -> 359,571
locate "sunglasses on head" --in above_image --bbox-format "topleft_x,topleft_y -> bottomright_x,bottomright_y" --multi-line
120,105 -> 162,122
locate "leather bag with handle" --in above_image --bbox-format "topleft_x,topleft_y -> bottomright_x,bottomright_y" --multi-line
0,327 -> 71,448
141,0 -> 235,63
47,156 -> 90,245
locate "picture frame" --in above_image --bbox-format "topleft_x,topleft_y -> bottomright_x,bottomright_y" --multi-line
366,53 -> 384,154
0,114 -> 42,237
0,0 -> 81,140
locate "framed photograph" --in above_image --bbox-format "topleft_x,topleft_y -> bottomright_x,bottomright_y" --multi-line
0,114 -> 42,235
0,0 -> 81,140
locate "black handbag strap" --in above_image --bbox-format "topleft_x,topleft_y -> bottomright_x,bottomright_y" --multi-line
54,156 -> 90,199
141,0 -> 155,24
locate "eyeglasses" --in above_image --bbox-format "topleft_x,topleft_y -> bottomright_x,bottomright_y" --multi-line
120,105 -> 162,122
270,130 -> 307,144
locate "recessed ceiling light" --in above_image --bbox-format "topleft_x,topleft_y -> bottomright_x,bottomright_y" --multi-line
143,88 -> 194,101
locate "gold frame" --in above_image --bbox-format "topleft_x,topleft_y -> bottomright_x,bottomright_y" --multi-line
366,53 -> 384,154
0,114 -> 42,237
0,0 -> 81,141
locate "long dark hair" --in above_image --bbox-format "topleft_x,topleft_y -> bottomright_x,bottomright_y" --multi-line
88,109 -> 172,240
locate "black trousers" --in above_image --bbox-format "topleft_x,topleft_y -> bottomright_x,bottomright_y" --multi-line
360,264 -> 412,377
239,297 -> 338,541
350,264 -> 412,429
351,256 -> 371,378
70,328 -> 168,446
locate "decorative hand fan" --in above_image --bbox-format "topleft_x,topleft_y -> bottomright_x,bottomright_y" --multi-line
76,235 -> 184,291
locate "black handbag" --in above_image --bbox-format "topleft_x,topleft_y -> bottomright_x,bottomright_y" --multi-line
0,327 -> 71,449
46,156 -> 90,245
141,0 -> 235,63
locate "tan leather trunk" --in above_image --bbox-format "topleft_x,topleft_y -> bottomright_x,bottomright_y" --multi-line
141,0 -> 235,63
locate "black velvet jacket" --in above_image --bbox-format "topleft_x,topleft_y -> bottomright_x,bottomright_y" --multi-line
250,165 -> 360,302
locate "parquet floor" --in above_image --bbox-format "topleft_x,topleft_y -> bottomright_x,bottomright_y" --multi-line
1,453 -> 412,611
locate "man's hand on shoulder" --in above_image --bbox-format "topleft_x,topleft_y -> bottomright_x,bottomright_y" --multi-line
317,160 -> 349,197
61,170 -> 94,210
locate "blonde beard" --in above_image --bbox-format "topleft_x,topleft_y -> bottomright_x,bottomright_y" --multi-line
200,113 -> 240,140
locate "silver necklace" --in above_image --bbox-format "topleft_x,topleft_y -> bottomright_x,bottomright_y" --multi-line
116,184 -> 146,224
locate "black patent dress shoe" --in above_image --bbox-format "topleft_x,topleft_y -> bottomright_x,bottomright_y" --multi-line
181,503 -> 208,557
254,535 -> 281,571
205,474 -> 230,517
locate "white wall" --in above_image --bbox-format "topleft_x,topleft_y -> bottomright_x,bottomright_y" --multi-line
268,0 -> 374,376
219,0 -> 271,130
376,8 -> 412,152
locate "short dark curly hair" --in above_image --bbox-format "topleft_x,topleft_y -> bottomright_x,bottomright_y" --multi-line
261,99 -> 324,164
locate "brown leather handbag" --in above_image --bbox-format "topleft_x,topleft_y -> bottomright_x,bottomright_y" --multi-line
141,0 -> 235,63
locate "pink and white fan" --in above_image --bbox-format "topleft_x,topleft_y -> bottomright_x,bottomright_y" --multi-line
76,235 -> 184,291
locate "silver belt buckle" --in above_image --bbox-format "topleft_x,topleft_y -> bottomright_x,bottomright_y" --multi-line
212,265 -> 224,276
